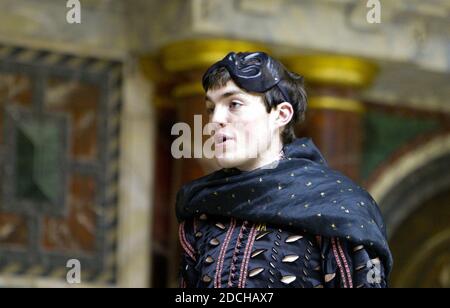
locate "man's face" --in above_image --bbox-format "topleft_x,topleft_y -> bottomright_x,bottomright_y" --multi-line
205,80 -> 280,170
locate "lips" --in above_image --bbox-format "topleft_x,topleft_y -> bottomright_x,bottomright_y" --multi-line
214,132 -> 234,146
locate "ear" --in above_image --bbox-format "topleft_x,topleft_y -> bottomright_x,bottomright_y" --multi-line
273,102 -> 294,129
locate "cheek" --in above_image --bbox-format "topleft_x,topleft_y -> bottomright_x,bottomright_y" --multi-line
230,101 -> 272,141
235,114 -> 271,143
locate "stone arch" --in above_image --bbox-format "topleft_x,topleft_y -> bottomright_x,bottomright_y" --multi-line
368,133 -> 450,236
368,133 -> 450,287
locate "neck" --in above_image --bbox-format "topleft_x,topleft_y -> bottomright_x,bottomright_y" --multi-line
237,138 -> 283,172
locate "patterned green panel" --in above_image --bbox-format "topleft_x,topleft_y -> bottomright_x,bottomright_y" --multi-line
16,117 -> 63,204
0,45 -> 122,284
361,111 -> 440,180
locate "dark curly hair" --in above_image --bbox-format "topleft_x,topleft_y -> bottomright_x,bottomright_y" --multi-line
202,64 -> 307,144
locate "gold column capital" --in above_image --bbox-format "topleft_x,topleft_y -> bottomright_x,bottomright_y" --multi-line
160,39 -> 270,73
308,96 -> 366,113
282,54 -> 378,88
140,39 -> 271,105
140,54 -> 168,83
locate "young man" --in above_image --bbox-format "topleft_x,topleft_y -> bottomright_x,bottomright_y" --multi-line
176,52 -> 392,288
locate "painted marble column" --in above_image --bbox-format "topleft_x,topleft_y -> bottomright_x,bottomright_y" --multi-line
283,55 -> 378,182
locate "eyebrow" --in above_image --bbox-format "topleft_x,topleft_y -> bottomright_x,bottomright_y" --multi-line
205,90 -> 244,104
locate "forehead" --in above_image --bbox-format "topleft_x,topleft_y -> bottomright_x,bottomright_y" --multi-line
205,80 -> 251,102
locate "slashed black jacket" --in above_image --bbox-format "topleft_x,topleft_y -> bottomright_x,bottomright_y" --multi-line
176,138 -> 392,288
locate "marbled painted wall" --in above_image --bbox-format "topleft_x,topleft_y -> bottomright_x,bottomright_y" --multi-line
0,45 -> 122,286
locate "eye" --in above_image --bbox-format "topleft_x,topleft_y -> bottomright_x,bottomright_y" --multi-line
206,106 -> 215,115
230,101 -> 243,110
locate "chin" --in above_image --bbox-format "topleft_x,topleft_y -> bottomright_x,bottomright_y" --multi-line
215,154 -> 249,169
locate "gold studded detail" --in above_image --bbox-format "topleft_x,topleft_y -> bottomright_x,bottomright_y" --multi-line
195,231 -> 203,238
209,238 -> 220,246
215,222 -> 225,230
353,245 -> 364,252
280,275 -> 297,285
251,248 -> 267,258
256,223 -> 267,232
325,273 -> 336,282
199,214 -> 207,220
248,267 -> 265,278
282,255 -> 300,263
285,235 -> 303,243
202,275 -> 212,283
255,230 -> 272,241
204,256 -> 214,264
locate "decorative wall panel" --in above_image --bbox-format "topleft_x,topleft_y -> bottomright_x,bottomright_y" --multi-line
0,45 -> 121,284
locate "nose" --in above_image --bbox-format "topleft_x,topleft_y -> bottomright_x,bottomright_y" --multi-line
210,105 -> 228,127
